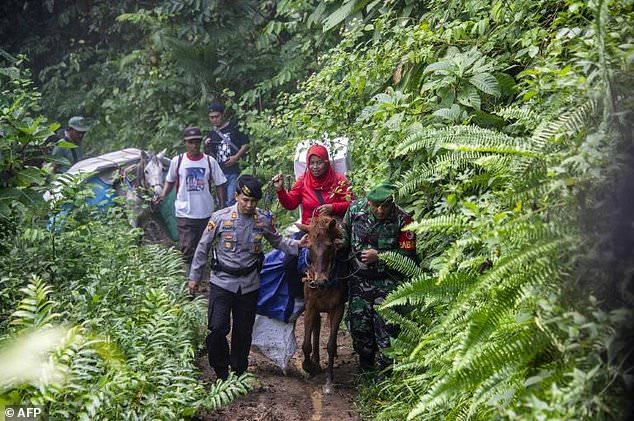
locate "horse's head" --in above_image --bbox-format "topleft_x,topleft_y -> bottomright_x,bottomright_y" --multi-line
138,150 -> 167,199
297,214 -> 342,289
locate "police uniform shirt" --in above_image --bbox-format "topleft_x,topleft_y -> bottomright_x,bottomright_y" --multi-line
189,205 -> 300,293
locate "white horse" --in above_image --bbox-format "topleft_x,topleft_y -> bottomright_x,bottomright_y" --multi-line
124,150 -> 168,228
47,148 -> 171,241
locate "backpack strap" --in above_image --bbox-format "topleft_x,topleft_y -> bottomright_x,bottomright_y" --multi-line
207,155 -> 213,191
213,128 -> 240,153
314,189 -> 325,205
174,153 -> 184,193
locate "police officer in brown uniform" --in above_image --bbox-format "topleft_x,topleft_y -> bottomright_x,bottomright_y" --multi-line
189,175 -> 307,380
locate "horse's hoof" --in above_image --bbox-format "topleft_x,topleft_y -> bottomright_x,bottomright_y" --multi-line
303,362 -> 321,376
323,383 -> 334,394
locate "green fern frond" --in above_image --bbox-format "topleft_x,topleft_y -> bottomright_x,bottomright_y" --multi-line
205,372 -> 254,411
473,154 -> 515,176
383,271 -> 478,316
406,215 -> 467,235
380,308 -> 427,346
435,141 -> 538,158
381,251 -> 424,279
397,153 -> 482,197
467,365 -> 524,418
531,99 -> 598,146
10,276 -> 59,330
441,238 -> 565,331
475,237 -> 567,292
397,126 -> 532,157
458,281 -> 526,357
409,326 -> 549,419
381,274 -> 434,309
495,106 -> 539,131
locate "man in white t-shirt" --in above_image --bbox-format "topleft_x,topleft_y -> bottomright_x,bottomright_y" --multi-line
154,127 -> 227,273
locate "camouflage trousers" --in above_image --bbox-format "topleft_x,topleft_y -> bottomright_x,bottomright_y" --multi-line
347,276 -> 397,370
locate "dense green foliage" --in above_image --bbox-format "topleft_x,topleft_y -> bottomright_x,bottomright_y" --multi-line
2,0 -> 634,419
253,0 -> 634,419
0,65 -> 252,418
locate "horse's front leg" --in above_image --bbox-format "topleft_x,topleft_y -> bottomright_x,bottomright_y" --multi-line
324,305 -> 345,394
302,309 -> 320,376
311,312 -> 321,369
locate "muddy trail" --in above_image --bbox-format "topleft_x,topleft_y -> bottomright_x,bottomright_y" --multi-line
197,314 -> 361,421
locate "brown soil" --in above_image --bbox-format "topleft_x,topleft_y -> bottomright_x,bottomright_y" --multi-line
197,314 -> 361,421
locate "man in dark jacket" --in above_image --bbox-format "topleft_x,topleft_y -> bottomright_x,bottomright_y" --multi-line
51,116 -> 89,172
203,102 -> 249,207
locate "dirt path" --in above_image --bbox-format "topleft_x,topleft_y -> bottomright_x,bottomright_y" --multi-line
198,314 -> 361,421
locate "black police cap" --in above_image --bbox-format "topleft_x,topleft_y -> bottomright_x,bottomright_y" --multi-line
237,175 -> 262,200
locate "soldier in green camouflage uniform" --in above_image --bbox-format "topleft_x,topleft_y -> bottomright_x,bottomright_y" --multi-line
341,181 -> 416,372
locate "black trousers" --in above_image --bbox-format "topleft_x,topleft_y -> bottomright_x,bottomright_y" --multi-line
206,283 -> 258,379
176,216 -> 209,265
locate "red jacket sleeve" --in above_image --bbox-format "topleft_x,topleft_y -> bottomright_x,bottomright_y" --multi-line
277,177 -> 304,211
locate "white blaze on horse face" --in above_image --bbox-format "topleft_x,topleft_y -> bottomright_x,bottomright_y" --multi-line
144,154 -> 166,198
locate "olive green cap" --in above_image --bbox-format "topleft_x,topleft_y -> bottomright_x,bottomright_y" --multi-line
68,116 -> 89,132
367,181 -> 397,203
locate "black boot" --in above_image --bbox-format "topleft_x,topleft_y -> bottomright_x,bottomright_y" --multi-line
359,354 -> 375,373
214,367 -> 228,381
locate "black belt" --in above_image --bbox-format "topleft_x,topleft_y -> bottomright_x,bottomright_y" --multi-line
213,253 -> 264,276
214,264 -> 258,276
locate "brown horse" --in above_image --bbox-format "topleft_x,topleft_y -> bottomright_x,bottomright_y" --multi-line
297,214 -> 347,394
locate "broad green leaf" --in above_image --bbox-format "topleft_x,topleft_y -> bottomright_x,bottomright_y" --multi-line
469,72 -> 500,96
14,167 -> 46,187
55,140 -> 78,149
323,1 -> 356,32
432,105 -> 462,122
457,85 -> 481,110
423,61 -> 455,75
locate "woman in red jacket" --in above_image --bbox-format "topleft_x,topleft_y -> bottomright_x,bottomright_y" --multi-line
271,144 -> 353,307
272,144 -> 352,224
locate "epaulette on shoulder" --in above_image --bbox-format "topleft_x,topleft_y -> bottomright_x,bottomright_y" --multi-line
215,207 -> 233,217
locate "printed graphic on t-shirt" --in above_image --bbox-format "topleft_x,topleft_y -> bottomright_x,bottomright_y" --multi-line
217,136 -> 231,164
185,167 -> 206,191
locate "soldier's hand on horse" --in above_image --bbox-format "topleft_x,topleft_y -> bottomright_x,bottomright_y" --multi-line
272,173 -> 285,191
360,248 -> 379,264
316,204 -> 333,215
188,280 -> 198,296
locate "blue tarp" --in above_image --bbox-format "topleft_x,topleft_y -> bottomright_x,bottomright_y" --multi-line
48,174 -> 178,241
256,247 -> 309,322
85,175 -> 116,209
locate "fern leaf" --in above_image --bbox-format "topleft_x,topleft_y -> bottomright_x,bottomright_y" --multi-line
10,276 -> 58,330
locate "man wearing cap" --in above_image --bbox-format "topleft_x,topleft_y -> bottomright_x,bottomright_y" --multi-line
51,116 -> 89,172
341,181 -> 417,373
203,102 -> 249,207
189,175 -> 307,380
154,126 -> 227,272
